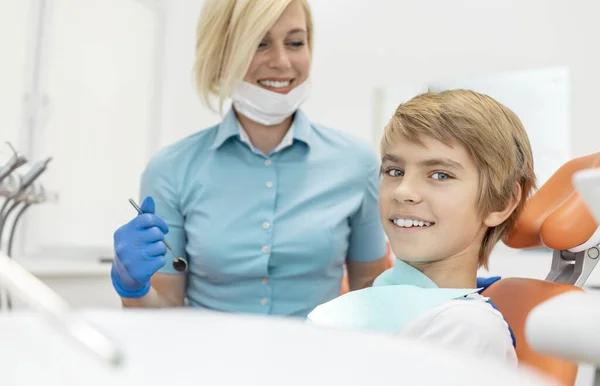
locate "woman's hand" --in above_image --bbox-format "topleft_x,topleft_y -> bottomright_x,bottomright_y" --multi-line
111,197 -> 168,298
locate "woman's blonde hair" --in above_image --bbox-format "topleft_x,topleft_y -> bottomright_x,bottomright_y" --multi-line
193,0 -> 313,113
381,90 -> 537,268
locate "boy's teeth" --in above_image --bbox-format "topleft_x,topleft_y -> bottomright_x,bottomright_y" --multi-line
393,219 -> 432,228
259,80 -> 291,88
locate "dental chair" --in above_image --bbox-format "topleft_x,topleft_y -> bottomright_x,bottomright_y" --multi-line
341,152 -> 600,386
485,152 -> 599,386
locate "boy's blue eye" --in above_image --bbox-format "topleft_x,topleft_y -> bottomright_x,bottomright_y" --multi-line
431,172 -> 450,181
387,169 -> 404,177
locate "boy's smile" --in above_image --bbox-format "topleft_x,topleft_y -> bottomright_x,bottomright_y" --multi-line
390,215 -> 435,232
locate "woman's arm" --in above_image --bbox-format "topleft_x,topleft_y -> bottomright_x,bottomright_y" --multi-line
345,146 -> 389,291
122,273 -> 186,308
346,257 -> 387,291
118,146 -> 189,307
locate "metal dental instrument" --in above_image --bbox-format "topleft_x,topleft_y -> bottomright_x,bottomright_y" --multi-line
128,198 -> 188,273
0,142 -> 28,184
0,250 -> 124,367
0,157 -> 53,250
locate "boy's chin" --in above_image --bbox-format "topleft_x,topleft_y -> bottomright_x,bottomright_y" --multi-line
392,249 -> 442,264
397,256 -> 440,264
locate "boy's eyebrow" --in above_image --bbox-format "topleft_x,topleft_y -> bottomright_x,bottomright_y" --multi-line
381,154 -> 464,171
420,158 -> 465,171
381,154 -> 403,164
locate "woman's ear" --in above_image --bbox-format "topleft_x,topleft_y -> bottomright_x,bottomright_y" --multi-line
484,183 -> 522,227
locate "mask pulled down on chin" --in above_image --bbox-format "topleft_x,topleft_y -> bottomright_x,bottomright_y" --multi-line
230,80 -> 311,126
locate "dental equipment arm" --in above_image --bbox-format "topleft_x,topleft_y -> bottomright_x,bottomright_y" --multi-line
526,291 -> 600,366
0,250 -> 124,367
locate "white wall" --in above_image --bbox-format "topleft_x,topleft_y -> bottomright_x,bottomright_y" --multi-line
159,0 -> 600,159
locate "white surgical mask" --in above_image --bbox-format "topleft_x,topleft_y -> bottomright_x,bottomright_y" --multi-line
231,80 -> 311,126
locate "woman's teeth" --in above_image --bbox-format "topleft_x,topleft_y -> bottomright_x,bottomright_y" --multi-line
259,80 -> 291,88
392,219 -> 432,228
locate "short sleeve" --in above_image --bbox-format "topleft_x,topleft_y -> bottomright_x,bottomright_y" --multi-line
346,147 -> 387,262
139,152 -> 187,274
401,302 -> 518,365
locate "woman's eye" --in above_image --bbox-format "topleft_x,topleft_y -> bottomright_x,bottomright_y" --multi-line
387,169 -> 404,177
431,172 -> 450,181
287,41 -> 305,48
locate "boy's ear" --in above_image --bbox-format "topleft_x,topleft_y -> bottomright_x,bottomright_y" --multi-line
483,183 -> 522,227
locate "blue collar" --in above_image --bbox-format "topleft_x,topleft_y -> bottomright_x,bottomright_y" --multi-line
210,109 -> 313,150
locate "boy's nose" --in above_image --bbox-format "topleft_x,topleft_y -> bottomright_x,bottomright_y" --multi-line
392,181 -> 422,204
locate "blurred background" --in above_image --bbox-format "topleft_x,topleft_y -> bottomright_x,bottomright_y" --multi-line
1,0 -> 598,309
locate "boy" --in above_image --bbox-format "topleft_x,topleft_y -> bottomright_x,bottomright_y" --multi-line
308,90 -> 536,365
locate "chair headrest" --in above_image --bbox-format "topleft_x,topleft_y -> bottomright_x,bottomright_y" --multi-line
504,152 -> 600,251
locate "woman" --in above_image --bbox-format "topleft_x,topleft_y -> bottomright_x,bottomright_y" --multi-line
110,0 -> 387,317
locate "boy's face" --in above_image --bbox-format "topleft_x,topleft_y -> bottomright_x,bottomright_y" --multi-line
379,135 -> 489,264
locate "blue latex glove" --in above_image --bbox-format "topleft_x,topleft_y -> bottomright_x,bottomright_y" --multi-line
111,196 -> 168,298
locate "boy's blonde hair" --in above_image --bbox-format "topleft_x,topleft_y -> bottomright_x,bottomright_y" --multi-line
193,0 -> 313,113
381,90 -> 536,268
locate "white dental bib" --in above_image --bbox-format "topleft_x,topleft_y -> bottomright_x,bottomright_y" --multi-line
307,260 -> 479,333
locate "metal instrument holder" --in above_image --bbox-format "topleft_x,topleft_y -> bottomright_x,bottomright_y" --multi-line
546,246 -> 600,287
0,142 -> 52,308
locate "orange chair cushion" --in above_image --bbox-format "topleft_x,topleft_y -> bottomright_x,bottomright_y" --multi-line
482,278 -> 583,386
505,152 -> 600,251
